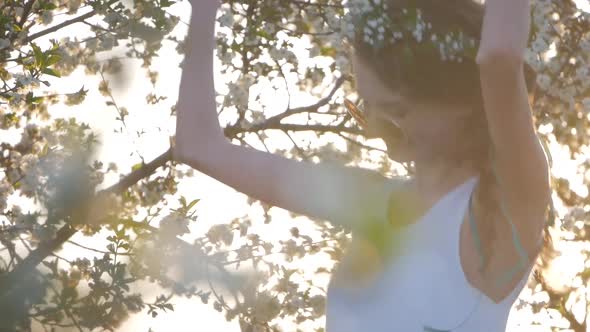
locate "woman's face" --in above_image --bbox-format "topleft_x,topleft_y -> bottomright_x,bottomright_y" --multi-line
351,54 -> 472,163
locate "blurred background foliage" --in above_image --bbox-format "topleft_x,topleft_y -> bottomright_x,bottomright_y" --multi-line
0,0 -> 589,331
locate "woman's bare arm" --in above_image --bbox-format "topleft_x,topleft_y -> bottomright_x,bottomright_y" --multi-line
175,2 -> 226,153
475,0 -> 550,257
174,2 -> 404,229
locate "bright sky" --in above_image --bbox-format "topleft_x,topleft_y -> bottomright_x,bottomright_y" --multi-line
2,0 -> 589,331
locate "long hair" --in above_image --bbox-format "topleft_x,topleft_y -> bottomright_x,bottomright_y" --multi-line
350,0 -> 556,284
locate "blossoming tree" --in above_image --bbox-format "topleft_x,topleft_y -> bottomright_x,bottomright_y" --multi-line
0,0 -> 588,331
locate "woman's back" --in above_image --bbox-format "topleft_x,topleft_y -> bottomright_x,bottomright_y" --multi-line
325,175 -> 533,332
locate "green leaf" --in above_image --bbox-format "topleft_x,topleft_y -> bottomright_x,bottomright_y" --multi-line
320,46 -> 336,57
186,198 -> 200,211
42,67 -> 61,77
31,43 -> 44,67
24,91 -> 44,104
255,29 -> 271,40
131,162 -> 143,171
160,0 -> 176,8
46,55 -> 61,66
41,143 -> 49,155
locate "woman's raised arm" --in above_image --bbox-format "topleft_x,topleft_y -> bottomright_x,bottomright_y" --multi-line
173,2 -> 404,228
174,1 -> 225,152
475,0 -> 550,255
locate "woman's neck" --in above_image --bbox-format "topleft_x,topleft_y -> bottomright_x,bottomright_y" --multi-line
412,158 -> 479,207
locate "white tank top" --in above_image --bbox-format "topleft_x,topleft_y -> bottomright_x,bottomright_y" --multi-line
325,175 -> 533,332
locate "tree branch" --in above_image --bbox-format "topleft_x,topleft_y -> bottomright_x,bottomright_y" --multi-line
23,9 -> 98,44
17,0 -> 37,28
0,148 -> 173,300
21,0 -> 119,45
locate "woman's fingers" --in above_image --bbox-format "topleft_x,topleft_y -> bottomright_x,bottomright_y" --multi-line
190,0 -> 221,11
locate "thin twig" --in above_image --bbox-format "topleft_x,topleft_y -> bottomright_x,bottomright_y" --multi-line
67,240 -> 133,256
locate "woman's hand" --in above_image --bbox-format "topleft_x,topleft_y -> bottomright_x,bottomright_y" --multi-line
173,0 -> 226,165
187,0 -> 221,53
189,0 -> 221,13
476,0 -> 530,62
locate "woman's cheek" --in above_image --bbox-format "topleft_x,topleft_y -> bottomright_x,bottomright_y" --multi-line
418,120 -> 453,142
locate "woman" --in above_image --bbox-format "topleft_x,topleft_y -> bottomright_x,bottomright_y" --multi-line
173,0 -> 553,330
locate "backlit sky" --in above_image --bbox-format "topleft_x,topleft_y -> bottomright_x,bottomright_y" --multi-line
2,0 -> 589,331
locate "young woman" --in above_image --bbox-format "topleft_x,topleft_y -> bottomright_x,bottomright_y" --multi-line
173,0 -> 552,330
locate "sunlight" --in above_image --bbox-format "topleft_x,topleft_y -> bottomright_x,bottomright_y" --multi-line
3,0 -> 586,331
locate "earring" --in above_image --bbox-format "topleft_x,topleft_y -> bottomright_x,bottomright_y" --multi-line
344,98 -> 367,129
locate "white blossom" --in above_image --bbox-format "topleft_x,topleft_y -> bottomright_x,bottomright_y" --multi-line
7,91 -> 23,105
268,45 -> 291,61
557,85 -> 576,104
20,154 -> 39,174
9,151 -> 22,166
218,11 -> 234,28
219,49 -> 233,65
228,82 -> 249,107
575,65 -> 589,83
85,37 -> 98,49
308,45 -> 320,58
250,110 -> 265,125
546,60 -> 561,74
14,73 -> 33,86
0,186 -> 13,212
160,212 -> 190,238
531,38 -> 549,53
335,55 -> 350,72
367,19 -> 378,29
412,26 -> 423,43
40,11 -> 53,25
536,74 -> 551,90
40,127 -> 58,146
